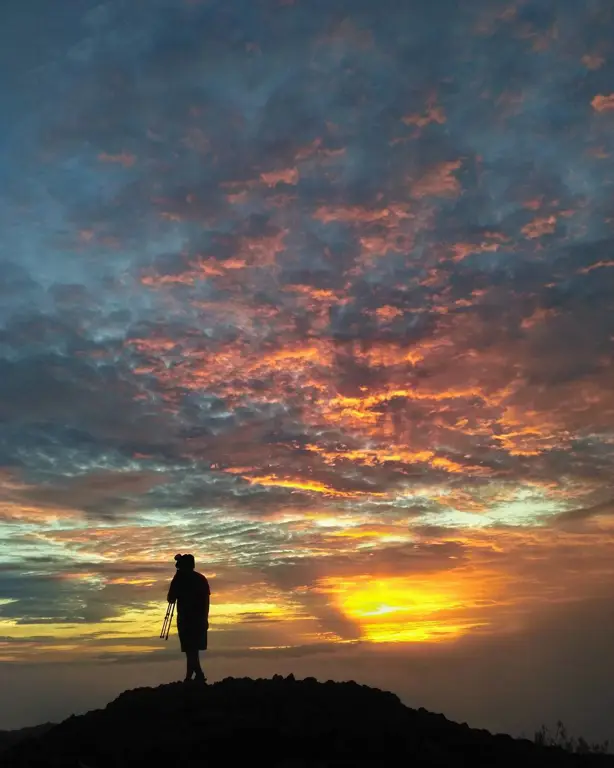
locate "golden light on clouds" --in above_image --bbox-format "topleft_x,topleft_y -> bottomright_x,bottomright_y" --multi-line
244,474 -> 370,498
320,573 -> 497,643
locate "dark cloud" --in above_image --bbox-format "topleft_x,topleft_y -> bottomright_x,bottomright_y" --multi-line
0,572 -> 115,624
553,498 -> 614,525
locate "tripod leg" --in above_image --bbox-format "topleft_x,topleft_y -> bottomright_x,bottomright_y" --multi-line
160,602 -> 172,639
165,602 -> 175,640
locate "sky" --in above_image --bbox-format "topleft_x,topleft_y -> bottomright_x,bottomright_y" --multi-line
1,0 -> 614,745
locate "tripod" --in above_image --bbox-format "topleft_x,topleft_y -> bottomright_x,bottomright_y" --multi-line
160,600 -> 175,640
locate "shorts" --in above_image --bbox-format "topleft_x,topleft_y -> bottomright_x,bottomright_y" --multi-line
177,615 -> 208,652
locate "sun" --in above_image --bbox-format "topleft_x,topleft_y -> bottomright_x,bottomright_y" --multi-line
321,573 -> 493,643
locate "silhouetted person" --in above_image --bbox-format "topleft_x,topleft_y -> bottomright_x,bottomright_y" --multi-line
167,553 -> 210,683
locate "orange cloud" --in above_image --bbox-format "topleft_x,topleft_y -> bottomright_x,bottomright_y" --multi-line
450,234 -> 508,262
327,525 -> 410,541
430,457 -> 467,474
521,215 -> 557,239
243,474 -> 379,499
260,168 -> 299,186
578,260 -> 614,274
0,501 -> 83,524
330,386 -> 494,410
237,230 -> 288,268
128,337 -> 178,354
313,205 -> 393,225
285,285 -> 345,303
591,94 -> 614,112
494,407 -> 564,457
402,99 -> 446,130
374,306 -> 404,322
140,232 -> 289,291
358,232 -> 413,261
403,108 -> 446,129
411,160 -> 462,198
307,444 -> 436,467
353,204 -> 424,266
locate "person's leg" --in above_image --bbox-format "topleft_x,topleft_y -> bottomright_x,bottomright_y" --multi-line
193,651 -> 206,682
184,650 -> 196,681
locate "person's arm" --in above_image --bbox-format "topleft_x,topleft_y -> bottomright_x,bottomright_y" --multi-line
167,573 -> 179,603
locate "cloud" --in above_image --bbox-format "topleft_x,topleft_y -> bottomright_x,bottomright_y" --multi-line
553,498 -> 614,525
591,94 -> 614,112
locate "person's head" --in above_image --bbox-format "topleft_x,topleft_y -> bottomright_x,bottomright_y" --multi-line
174,553 -> 195,571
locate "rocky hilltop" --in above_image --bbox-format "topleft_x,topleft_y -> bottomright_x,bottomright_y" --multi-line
2,675 -> 613,767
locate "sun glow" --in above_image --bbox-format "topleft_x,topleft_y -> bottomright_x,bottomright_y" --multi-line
321,573 -> 496,643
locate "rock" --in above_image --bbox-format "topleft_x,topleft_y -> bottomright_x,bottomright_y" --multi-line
1,676 -> 612,768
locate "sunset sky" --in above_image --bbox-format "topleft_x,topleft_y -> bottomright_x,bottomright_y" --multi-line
2,0 -> 614,744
